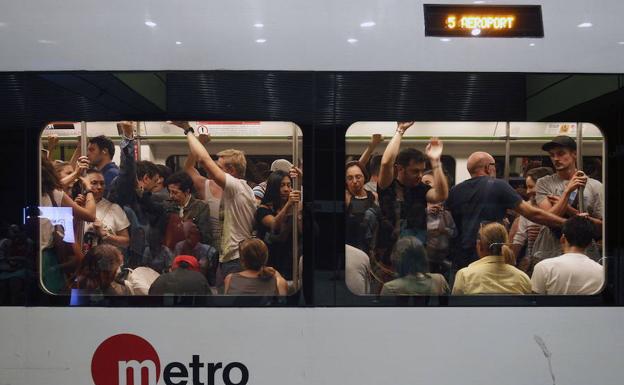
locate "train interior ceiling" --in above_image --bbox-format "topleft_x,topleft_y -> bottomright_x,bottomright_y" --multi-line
0,71 -> 623,305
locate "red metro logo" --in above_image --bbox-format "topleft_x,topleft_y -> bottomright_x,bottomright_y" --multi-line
91,333 -> 249,385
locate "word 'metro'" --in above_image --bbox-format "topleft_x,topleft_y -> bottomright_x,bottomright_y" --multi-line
91,333 -> 249,385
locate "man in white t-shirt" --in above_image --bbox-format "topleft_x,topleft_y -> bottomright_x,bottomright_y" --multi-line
172,121 -> 256,288
531,216 -> 604,295
83,169 -> 130,250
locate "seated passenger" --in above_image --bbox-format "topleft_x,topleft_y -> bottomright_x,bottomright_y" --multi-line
345,244 -> 371,295
224,238 -> 288,296
452,222 -> 531,295
173,222 -> 218,285
149,255 -> 211,296
531,216 -> 604,295
74,244 -> 129,295
82,168 -> 130,251
381,236 -> 449,295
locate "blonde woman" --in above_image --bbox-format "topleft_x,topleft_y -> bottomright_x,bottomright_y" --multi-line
452,222 -> 531,295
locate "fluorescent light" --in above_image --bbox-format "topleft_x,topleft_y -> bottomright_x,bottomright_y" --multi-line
360,21 -> 376,28
473,1 -> 486,4
256,38 -> 267,43
253,23 -> 264,28
529,43 -> 536,46
347,38 -> 358,44
37,39 -> 57,44
577,22 -> 592,28
471,28 -> 481,36
618,41 -> 624,45
175,41 -> 182,45
145,21 -> 157,27
440,38 -> 451,42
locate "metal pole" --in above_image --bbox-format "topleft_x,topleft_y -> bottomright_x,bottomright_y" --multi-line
291,124 -> 300,292
504,122 -> 511,181
576,122 -> 585,213
135,121 -> 141,161
76,121 -> 88,249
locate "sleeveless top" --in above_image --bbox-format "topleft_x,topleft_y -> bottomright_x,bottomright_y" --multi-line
203,179 -> 223,252
345,190 -> 376,250
227,273 -> 279,295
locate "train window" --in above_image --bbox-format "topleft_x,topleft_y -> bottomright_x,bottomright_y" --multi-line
39,121 -> 303,299
345,122 -> 605,297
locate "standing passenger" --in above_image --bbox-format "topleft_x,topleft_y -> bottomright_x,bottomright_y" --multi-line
533,136 -> 603,261
172,121 -> 256,289
86,135 -> 119,195
376,121 -> 448,268
345,161 -> 378,254
446,152 -> 564,269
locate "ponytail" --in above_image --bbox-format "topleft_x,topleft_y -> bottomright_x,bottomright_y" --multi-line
479,222 -> 515,265
258,266 -> 277,280
501,244 -> 515,266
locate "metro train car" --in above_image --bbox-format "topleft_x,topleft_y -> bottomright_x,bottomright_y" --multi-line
0,1 -> 624,385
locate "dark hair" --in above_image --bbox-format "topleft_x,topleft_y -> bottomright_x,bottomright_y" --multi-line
164,171 -> 194,193
155,164 -> 172,180
526,166 -> 553,182
136,160 -> 159,179
396,148 -> 426,167
345,161 -> 369,181
368,155 -> 382,177
390,236 -> 429,277
41,157 -> 62,194
239,238 -> 276,279
562,216 -> 595,248
75,244 -> 121,291
85,167 -> 102,176
88,135 -> 115,158
261,170 -> 290,209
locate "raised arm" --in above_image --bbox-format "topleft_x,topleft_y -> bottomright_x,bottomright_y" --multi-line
425,137 -> 448,203
358,134 -> 383,170
260,191 -> 301,233
62,191 -> 96,222
378,122 -> 413,190
183,148 -> 208,200
171,121 -> 227,189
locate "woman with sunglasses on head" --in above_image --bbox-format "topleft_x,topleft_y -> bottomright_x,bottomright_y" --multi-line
224,238 -> 288,296
255,169 -> 302,281
452,222 -> 531,295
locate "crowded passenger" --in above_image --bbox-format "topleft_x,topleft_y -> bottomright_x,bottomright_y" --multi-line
358,134 -> 383,192
224,238 -> 288,296
172,222 -> 218,285
452,222 -> 532,295
345,161 -> 378,254
531,216 -> 604,295
256,170 -> 302,280
73,244 -> 129,295
376,122 -> 449,271
40,156 -> 96,293
172,121 -> 257,289
381,236 -> 450,295
252,158 -> 294,202
84,135 -> 119,195
82,168 -> 130,251
182,133 -> 223,252
163,171 -> 213,246
149,255 -> 212,296
446,151 -> 565,270
345,244 -> 371,295
510,167 -> 553,272
533,136 -> 603,261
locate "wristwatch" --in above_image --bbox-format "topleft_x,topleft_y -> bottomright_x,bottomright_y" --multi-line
183,126 -> 195,135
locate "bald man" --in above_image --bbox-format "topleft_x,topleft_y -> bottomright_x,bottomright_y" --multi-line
446,152 -> 565,269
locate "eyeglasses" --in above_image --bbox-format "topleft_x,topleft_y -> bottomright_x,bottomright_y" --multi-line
346,175 -> 364,181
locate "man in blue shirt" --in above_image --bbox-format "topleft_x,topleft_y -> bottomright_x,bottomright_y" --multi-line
87,135 -> 119,195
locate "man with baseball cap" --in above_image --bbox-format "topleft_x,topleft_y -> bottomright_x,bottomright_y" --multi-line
532,135 -> 603,261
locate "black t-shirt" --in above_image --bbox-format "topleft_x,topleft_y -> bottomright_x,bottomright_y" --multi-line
377,179 -> 431,254
256,205 -> 294,280
446,176 -> 522,249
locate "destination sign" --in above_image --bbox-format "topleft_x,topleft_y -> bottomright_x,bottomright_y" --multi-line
424,4 -> 544,38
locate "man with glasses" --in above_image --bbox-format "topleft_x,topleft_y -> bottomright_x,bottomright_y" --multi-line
446,151 -> 565,269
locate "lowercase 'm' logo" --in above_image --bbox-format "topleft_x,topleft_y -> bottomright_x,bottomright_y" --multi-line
92,333 -> 161,385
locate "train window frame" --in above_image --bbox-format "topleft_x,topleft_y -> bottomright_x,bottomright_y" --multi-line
36,120 -> 305,306
343,121 -> 607,304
